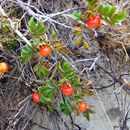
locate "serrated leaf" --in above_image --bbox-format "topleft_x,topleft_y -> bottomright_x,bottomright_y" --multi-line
98,4 -> 127,25
45,82 -> 53,88
105,17 -> 116,25
21,44 -> 36,63
98,4 -> 117,17
26,45 -> 34,52
64,71 -> 74,79
58,62 -> 75,80
51,80 -> 57,87
57,62 -> 64,73
28,17 -> 46,37
38,82 -> 55,95
36,22 -> 46,35
98,5 -> 103,13
71,77 -> 81,87
103,5 -> 112,16
74,94 -> 82,100
75,35 -> 82,46
112,11 -> 127,22
34,64 -> 50,79
98,4 -> 106,14
107,6 -> 117,17
43,88 -> 53,96
63,62 -> 69,71
72,12 -> 82,20
82,40 -> 90,50
39,93 -> 52,103
28,17 -> 36,30
59,78 -> 69,84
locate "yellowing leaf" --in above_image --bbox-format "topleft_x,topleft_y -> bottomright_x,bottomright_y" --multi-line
86,89 -> 94,97
51,31 -> 57,39
81,11 -> 91,22
75,35 -> 82,46
83,40 -> 91,50
53,40 -> 66,51
52,40 -> 72,55
73,28 -> 82,35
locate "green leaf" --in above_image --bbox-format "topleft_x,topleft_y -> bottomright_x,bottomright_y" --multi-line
72,12 -> 82,20
98,4 -> 103,13
57,62 -> 75,80
57,62 -> 64,73
33,38 -> 40,46
112,11 -> 127,22
64,71 -> 74,80
34,64 -> 50,79
39,93 -> 52,103
42,88 -> 53,96
63,62 -> 70,71
102,5 -> 112,16
107,6 -> 117,17
98,4 -> 106,15
64,98 -> 73,111
60,103 -> 71,115
28,17 -> 36,30
105,17 -> 116,25
45,81 -> 54,88
28,17 -> 46,37
65,98 -> 71,106
42,97 -> 52,102
83,111 -> 90,121
21,44 -> 36,63
36,22 -> 46,35
98,4 -> 117,17
51,80 -> 57,87
86,0 -> 97,3
38,82 -> 55,103
98,4 -> 127,25
71,77 -> 81,87
74,94 -> 82,101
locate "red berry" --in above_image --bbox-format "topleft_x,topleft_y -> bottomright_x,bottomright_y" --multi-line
86,16 -> 101,29
39,45 -> 51,57
61,85 -> 75,96
79,101 -> 88,112
32,92 -> 40,103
